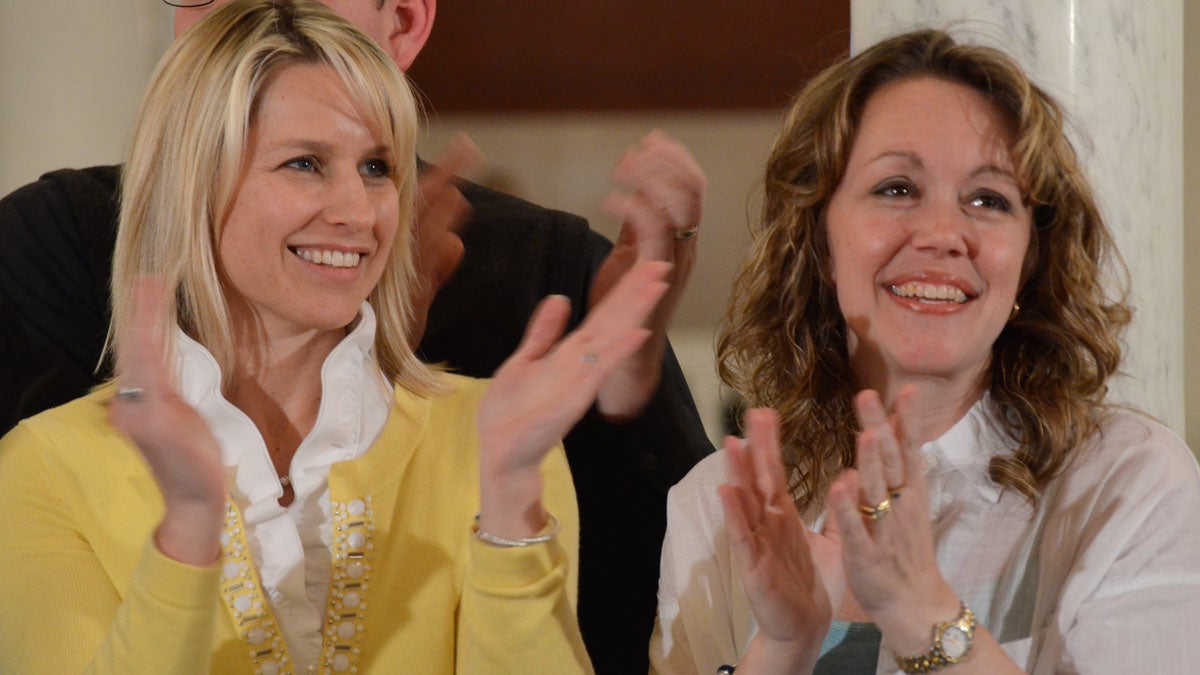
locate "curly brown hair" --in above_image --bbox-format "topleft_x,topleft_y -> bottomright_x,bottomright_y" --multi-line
717,29 -> 1131,512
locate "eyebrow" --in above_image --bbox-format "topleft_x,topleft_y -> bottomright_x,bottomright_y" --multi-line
272,139 -> 393,159
869,150 -> 1018,183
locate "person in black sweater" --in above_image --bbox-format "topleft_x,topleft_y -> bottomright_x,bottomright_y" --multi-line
0,1 -> 714,671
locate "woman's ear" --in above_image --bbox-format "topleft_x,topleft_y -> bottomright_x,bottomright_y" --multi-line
388,0 -> 435,71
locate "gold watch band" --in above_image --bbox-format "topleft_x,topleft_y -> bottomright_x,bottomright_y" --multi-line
894,602 -> 976,674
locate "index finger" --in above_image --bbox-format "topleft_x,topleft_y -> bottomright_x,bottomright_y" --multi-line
115,276 -> 174,395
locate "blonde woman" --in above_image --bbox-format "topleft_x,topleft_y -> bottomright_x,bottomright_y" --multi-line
0,1 -> 690,672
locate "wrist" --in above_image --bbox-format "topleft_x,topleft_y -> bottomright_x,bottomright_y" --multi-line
478,464 -> 546,540
742,633 -> 822,675
156,500 -> 225,566
873,585 -> 961,657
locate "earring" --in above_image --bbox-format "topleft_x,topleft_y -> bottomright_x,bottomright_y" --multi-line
1009,301 -> 1020,320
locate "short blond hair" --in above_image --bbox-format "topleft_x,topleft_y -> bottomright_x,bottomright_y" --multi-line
111,0 -> 437,393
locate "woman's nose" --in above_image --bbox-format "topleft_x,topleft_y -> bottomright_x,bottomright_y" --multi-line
909,199 -> 971,257
325,171 -> 375,230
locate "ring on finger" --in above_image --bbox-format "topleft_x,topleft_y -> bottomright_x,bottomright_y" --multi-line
673,227 -> 699,240
888,485 -> 906,500
115,386 -> 146,402
858,496 -> 892,521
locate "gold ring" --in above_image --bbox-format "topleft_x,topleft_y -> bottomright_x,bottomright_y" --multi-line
888,485 -> 906,500
673,227 -> 699,240
858,496 -> 891,521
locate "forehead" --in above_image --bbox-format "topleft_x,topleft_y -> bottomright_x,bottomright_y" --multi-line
250,63 -> 385,148
851,76 -> 1017,171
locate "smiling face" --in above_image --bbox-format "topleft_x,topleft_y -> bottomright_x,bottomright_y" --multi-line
218,62 -> 399,343
825,76 -> 1032,395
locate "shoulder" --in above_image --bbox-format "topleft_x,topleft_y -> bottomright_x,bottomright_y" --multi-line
457,179 -> 589,233
1044,408 -> 1200,557
390,371 -> 490,425
669,450 -> 727,510
664,450 -> 728,550
0,164 -> 120,221
0,385 -> 137,482
0,164 -> 121,283
1065,408 -> 1198,496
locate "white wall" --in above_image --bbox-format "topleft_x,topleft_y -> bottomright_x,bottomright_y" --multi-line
0,2 -> 173,194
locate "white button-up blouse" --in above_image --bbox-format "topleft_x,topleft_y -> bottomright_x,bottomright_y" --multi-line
175,302 -> 392,673
651,399 -> 1200,674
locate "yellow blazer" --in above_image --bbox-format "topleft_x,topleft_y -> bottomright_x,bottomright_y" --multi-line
0,374 -> 590,674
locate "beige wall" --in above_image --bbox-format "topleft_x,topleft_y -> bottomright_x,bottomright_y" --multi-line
1187,0 -> 1200,450
0,3 -> 173,194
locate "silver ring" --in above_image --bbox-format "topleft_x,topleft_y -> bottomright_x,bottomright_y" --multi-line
579,353 -> 599,364
673,227 -> 699,240
115,386 -> 146,402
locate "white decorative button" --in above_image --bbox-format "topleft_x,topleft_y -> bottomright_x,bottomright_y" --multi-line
332,653 -> 351,672
248,627 -> 267,645
347,531 -> 366,548
347,499 -> 366,516
223,562 -> 240,580
260,659 -> 279,674
234,595 -> 252,612
219,531 -> 231,547
342,591 -> 361,609
346,562 -> 364,578
338,621 -> 357,639
924,453 -> 939,471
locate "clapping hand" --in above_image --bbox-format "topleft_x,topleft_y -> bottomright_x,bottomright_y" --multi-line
476,261 -> 671,539
590,130 -> 706,419
108,278 -> 225,565
721,409 -> 845,674
827,388 -> 961,657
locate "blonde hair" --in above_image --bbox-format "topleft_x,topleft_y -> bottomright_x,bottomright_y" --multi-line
717,29 -> 1131,511
111,0 -> 439,393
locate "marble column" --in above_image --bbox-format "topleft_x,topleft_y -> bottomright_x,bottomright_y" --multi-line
851,1 -> 1185,434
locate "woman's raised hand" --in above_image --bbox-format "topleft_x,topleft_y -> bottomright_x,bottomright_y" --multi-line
722,408 -> 844,674
476,261 -> 670,539
109,278 -> 225,565
826,388 -> 961,657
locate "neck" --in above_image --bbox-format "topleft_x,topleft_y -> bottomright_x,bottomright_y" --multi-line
864,370 -> 986,445
226,324 -> 346,472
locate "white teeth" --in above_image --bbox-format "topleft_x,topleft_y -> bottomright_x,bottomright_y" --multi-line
890,282 -> 968,304
296,248 -> 361,268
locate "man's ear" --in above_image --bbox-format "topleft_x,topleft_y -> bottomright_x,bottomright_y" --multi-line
389,0 -> 435,71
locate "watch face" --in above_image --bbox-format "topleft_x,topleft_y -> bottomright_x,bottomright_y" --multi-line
940,625 -> 970,659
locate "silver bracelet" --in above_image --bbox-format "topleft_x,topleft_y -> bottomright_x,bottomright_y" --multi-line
473,512 -> 561,547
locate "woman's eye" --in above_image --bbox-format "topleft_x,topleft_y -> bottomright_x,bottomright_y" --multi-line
874,180 -> 915,198
969,191 -> 1012,212
361,158 -> 391,178
284,156 -> 318,172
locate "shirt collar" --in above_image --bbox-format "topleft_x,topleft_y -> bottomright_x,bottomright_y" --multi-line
174,302 -> 392,512
922,394 -> 1015,504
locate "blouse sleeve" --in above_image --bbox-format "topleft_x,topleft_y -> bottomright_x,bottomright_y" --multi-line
1031,419 -> 1200,674
455,444 -> 594,674
0,422 -> 221,674
650,452 -> 748,674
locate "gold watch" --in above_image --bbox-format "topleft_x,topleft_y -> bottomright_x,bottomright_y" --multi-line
894,602 -> 976,673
